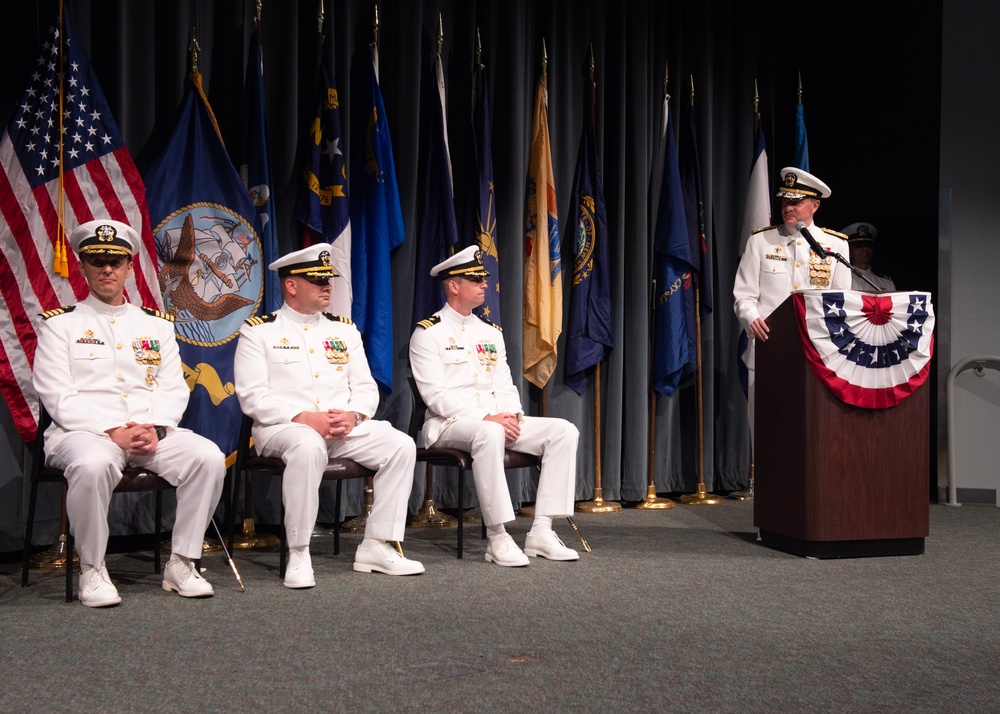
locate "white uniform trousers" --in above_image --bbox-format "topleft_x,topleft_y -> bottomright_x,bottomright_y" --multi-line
259,420 -> 415,547
46,431 -> 226,567
431,415 -> 578,526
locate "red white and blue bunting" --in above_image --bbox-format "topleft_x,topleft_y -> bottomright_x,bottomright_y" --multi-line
792,290 -> 935,409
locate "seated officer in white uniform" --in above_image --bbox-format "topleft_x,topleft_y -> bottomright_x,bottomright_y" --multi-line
733,168 -> 851,441
842,222 -> 896,292
409,246 -> 580,567
32,219 -> 225,607
234,244 -> 423,588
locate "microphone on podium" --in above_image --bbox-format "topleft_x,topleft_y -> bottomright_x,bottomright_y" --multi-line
796,221 -> 828,258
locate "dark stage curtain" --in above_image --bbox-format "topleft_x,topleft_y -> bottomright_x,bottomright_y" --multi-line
0,0 -> 940,548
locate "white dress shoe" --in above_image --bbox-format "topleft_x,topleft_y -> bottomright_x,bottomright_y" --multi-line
484,533 -> 530,567
162,558 -> 215,597
353,540 -> 425,575
524,530 -> 579,561
79,563 -> 121,607
283,548 -> 316,589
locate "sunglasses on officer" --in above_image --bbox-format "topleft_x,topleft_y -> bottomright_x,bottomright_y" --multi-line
82,255 -> 129,270
302,276 -> 332,287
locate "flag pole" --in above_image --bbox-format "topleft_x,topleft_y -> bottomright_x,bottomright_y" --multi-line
637,64 -> 675,510
576,45 -> 619,515
410,13 -> 458,530
731,78 -> 760,502
678,74 -> 722,507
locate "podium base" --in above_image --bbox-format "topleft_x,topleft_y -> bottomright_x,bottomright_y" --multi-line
758,530 -> 925,559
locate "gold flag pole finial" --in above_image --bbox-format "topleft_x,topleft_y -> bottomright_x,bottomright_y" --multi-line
188,27 -> 201,74
663,62 -> 669,101
689,73 -> 695,107
588,43 -> 595,81
797,70 -> 803,104
316,0 -> 324,34
373,4 -> 379,48
475,27 -> 482,66
541,38 -> 548,75
754,77 -> 760,114
437,12 -> 444,56
255,0 -> 262,25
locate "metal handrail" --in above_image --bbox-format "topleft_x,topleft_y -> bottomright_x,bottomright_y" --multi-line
946,354 -> 1000,506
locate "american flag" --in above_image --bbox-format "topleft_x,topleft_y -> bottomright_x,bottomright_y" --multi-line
0,10 -> 160,442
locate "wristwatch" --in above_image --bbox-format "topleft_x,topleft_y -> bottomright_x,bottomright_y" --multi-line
154,425 -> 167,440
353,412 -> 368,425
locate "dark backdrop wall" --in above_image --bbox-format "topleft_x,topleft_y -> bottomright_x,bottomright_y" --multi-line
0,0 -> 942,551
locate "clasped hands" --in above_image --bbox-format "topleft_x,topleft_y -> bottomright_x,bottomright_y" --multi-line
484,412 -> 521,445
106,422 -> 159,456
294,409 -> 360,440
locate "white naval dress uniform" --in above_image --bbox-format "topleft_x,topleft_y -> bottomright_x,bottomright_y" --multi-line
32,294 -> 226,567
409,303 -> 578,526
233,304 -> 414,547
733,223 -> 851,439
852,268 -> 896,293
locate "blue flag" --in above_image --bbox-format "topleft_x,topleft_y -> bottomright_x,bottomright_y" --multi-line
565,103 -> 612,394
350,46 -> 405,393
293,35 -> 352,318
679,104 -> 711,373
472,64 -> 501,326
241,24 -> 280,313
652,99 -> 691,396
412,52 -> 458,327
794,102 -> 810,173
144,71 -> 263,463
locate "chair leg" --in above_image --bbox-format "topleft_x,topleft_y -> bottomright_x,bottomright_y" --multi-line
334,480 -> 343,556
154,490 -> 163,574
65,521 -> 74,603
457,470 -> 464,560
279,501 -> 286,579
20,470 -> 44,587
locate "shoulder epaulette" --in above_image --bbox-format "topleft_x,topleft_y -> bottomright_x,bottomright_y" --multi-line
476,314 -> 502,332
141,306 -> 175,322
39,305 -> 76,320
751,225 -> 777,234
244,312 -> 277,327
821,227 -> 848,239
323,312 -> 353,325
416,315 -> 441,330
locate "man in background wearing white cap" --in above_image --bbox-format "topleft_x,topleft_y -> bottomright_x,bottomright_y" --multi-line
32,219 -> 225,607
733,168 -> 851,442
843,222 -> 895,292
234,243 -> 423,587
410,245 -> 580,567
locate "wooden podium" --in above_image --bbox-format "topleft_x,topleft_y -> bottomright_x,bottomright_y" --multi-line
754,298 -> 929,558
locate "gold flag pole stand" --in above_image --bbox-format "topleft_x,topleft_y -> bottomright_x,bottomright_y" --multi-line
576,364 -> 621,513
232,471 -> 279,549
29,490 -> 80,571
410,464 -> 458,527
341,476 -> 373,532
637,268 -> 674,509
678,282 -> 723,507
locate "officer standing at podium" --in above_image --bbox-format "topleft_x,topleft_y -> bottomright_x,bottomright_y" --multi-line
733,168 -> 851,439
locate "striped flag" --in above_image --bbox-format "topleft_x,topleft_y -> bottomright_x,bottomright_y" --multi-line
0,8 -> 160,442
523,71 -> 562,389
472,62 -> 500,326
738,112 -> 771,255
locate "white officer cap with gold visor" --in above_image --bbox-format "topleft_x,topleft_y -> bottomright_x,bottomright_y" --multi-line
430,245 -> 491,279
69,219 -> 138,257
268,243 -> 339,279
775,167 -> 832,200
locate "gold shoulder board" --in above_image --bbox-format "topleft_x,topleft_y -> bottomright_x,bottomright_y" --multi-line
416,315 -> 441,330
323,312 -> 353,325
244,312 -> 277,327
39,304 -> 77,320
141,306 -> 175,322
